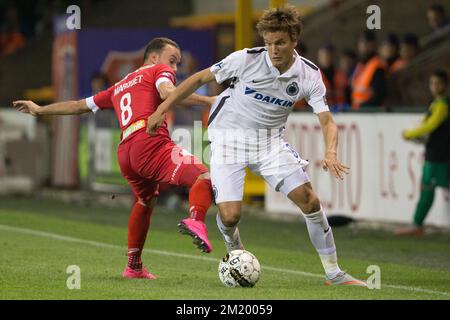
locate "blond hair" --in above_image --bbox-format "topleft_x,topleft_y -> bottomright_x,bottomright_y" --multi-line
256,5 -> 302,41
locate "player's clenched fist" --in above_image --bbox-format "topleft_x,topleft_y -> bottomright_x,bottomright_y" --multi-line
13,100 -> 41,116
321,152 -> 350,180
146,111 -> 165,135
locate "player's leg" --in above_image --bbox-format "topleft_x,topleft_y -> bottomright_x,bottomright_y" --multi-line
131,139 -> 214,253
286,181 -> 340,277
286,178 -> 366,286
123,194 -> 158,280
179,168 -> 212,223
258,141 -> 365,286
177,164 -> 214,253
118,141 -> 157,279
216,201 -> 245,252
396,161 -> 449,236
211,162 -> 247,252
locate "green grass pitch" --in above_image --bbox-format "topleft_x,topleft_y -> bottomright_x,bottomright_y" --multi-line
0,196 -> 449,300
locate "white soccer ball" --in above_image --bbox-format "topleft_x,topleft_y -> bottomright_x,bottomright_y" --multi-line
218,249 -> 261,287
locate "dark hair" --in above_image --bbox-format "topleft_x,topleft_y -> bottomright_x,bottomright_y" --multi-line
431,69 -> 449,85
402,33 -> 419,48
320,43 -> 335,52
256,5 -> 302,41
342,49 -> 356,60
428,4 -> 445,15
90,72 -> 109,83
383,33 -> 399,48
143,37 -> 180,61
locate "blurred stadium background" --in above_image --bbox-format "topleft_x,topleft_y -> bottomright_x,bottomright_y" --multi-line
0,0 -> 449,299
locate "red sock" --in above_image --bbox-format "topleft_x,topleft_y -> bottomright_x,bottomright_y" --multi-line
127,201 -> 153,270
188,178 -> 213,222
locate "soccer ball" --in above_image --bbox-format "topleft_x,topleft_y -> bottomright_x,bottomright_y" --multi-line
218,249 -> 261,287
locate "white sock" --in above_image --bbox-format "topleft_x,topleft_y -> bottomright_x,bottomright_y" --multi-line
303,207 -> 342,279
216,212 -> 238,243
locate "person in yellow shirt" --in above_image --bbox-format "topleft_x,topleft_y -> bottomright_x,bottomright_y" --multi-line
396,70 -> 450,236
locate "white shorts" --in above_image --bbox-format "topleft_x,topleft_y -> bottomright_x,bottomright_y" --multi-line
210,138 -> 311,203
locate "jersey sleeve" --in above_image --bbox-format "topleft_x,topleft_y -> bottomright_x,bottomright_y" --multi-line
305,72 -> 330,114
210,50 -> 246,84
403,100 -> 449,139
154,64 -> 176,89
85,87 -> 114,113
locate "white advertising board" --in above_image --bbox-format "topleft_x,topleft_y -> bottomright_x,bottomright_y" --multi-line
265,113 -> 450,227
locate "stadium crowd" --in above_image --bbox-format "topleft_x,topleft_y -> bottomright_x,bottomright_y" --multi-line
1,1 -> 449,112
303,3 -> 449,112
0,0 -> 93,56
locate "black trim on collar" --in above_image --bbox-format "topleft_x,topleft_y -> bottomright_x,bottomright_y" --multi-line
301,58 -> 318,71
247,48 -> 267,54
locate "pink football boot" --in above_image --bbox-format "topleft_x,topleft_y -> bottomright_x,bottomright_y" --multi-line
122,266 -> 157,280
178,218 -> 212,253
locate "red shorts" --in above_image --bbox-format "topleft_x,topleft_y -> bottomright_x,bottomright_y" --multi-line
117,130 -> 208,202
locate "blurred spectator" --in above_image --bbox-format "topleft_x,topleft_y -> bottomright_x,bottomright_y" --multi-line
317,44 -> 336,108
386,33 -> 419,75
379,33 -> 402,75
0,6 -> 26,56
396,70 -> 450,236
423,4 -> 450,47
391,33 -> 420,73
90,72 -> 109,94
427,4 -> 450,34
176,51 -> 209,126
333,49 -> 356,111
34,0 -> 56,38
351,30 -> 387,109
88,72 -> 117,128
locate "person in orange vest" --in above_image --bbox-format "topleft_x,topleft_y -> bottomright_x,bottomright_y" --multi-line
390,33 -> 420,74
0,23 -> 25,56
351,31 -> 387,109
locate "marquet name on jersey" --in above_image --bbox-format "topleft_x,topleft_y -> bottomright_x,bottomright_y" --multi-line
245,87 -> 293,108
114,75 -> 143,96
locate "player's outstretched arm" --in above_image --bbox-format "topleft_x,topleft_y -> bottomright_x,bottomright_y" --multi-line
157,81 -> 215,108
13,100 -> 91,116
317,111 -> 350,180
147,68 -> 216,135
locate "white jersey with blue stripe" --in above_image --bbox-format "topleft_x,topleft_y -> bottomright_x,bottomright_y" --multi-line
207,47 -> 329,135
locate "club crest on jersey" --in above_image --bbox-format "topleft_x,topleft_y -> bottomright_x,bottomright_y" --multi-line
244,87 -> 293,108
286,82 -> 299,96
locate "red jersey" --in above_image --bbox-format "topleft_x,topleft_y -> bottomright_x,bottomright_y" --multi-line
85,64 -> 176,138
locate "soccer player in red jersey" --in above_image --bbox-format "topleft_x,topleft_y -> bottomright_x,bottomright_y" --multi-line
13,37 -> 215,280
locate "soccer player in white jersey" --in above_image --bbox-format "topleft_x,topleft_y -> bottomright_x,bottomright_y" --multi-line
147,5 -> 366,286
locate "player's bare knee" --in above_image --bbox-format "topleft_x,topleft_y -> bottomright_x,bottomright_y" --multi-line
221,210 -> 241,227
302,197 -> 321,214
292,188 -> 320,214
